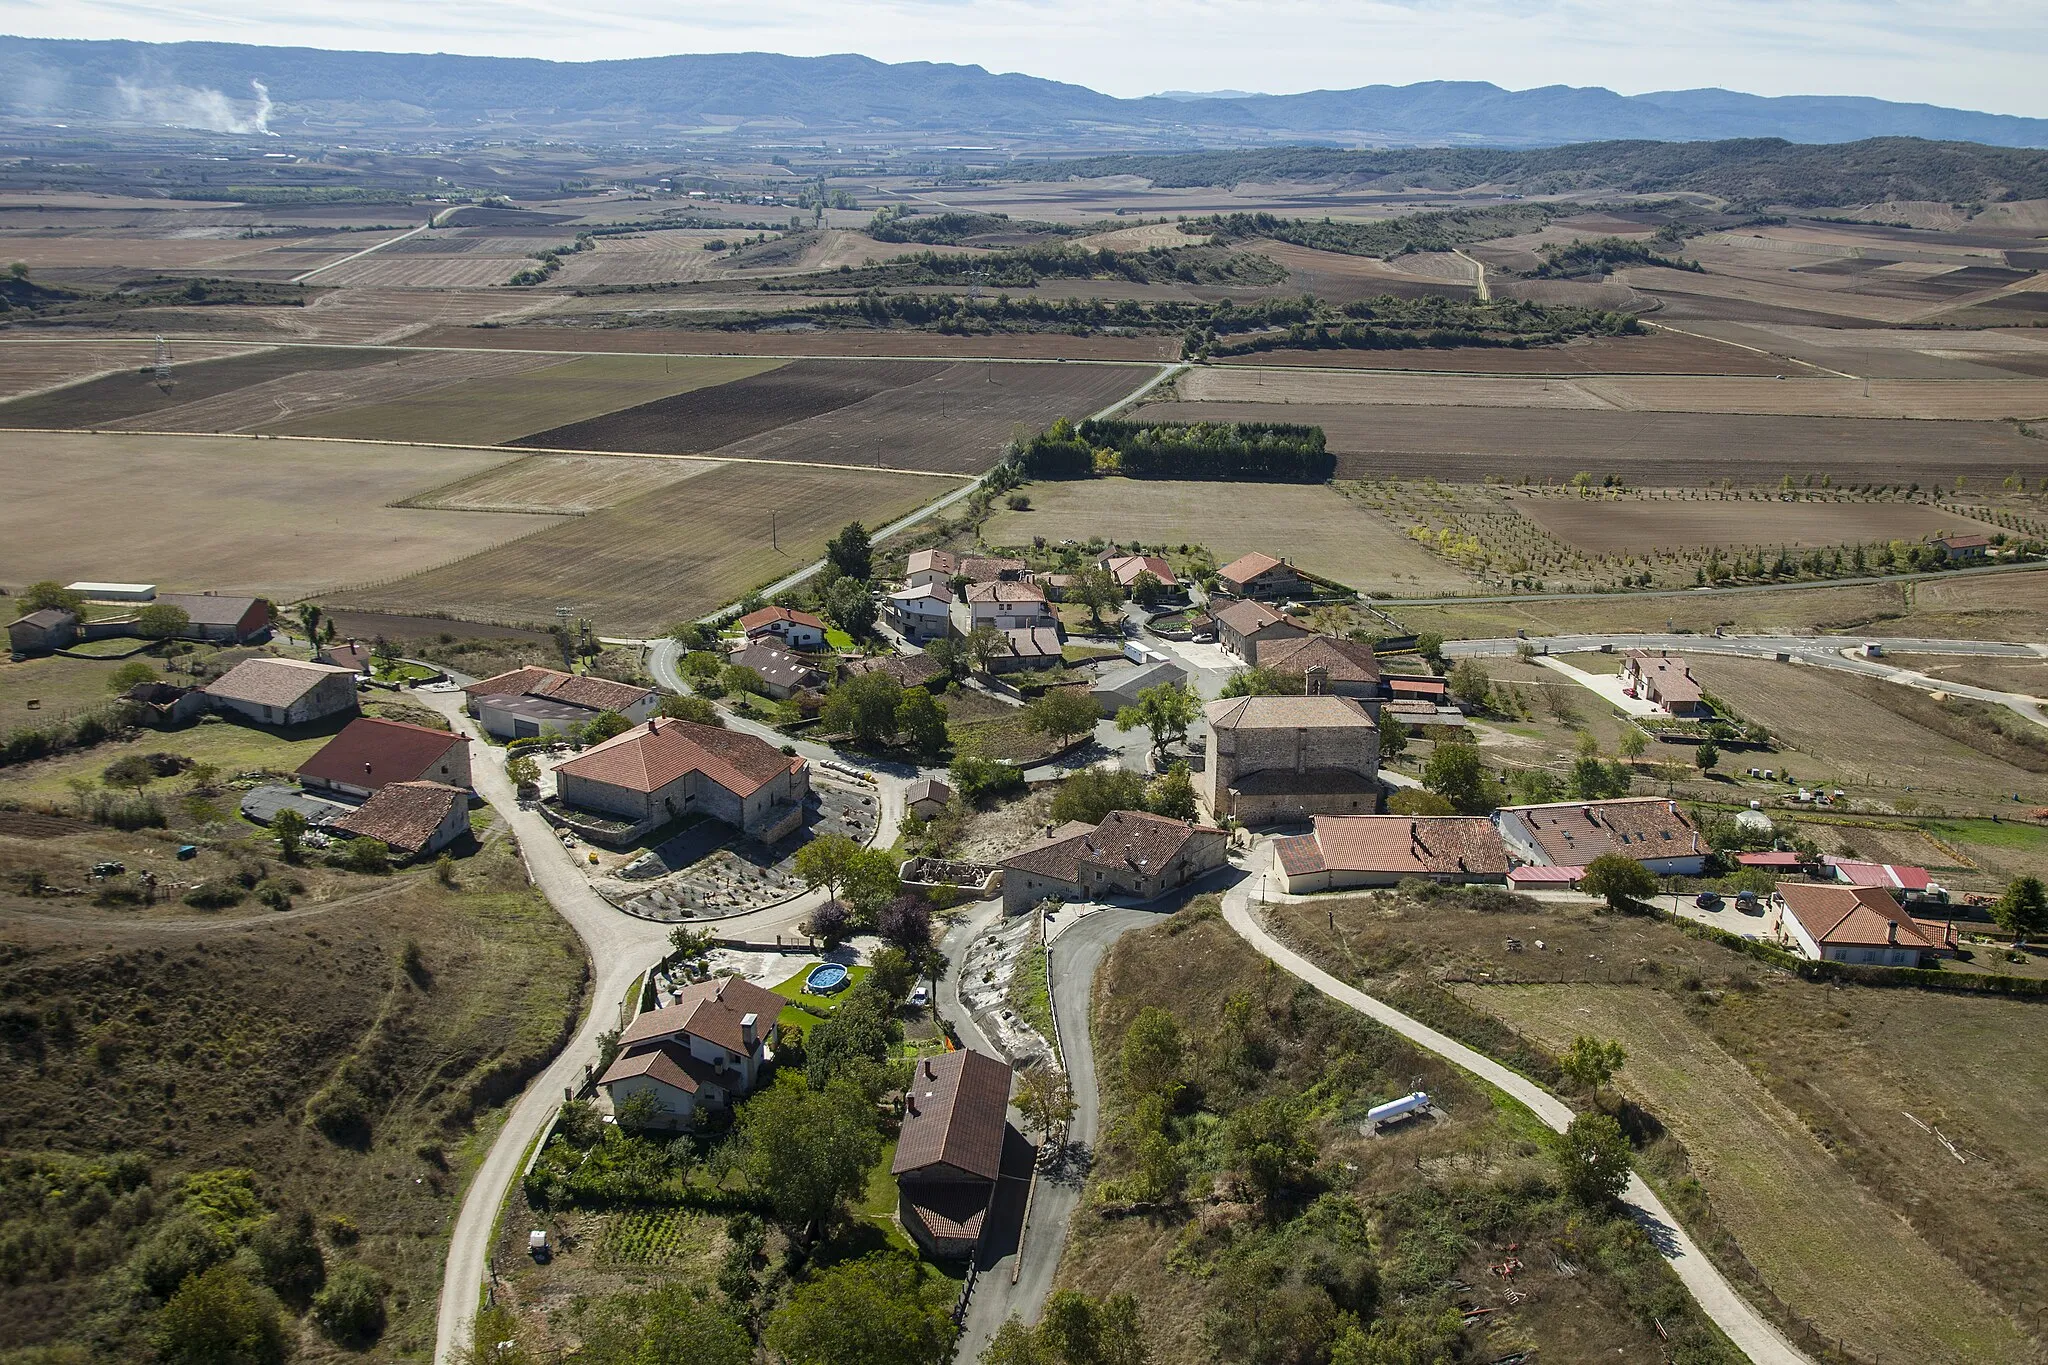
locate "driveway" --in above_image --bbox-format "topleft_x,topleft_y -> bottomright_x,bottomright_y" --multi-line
1534,655 -> 1665,717
1219,844 -> 1811,1365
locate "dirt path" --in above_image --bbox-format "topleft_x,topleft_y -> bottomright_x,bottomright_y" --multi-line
1220,846 -> 1812,1365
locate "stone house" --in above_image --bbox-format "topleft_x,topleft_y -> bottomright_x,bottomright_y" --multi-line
1201,693 -> 1381,825
204,658 -> 359,727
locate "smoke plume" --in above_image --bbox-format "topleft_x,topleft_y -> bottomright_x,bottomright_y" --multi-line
114,76 -> 278,135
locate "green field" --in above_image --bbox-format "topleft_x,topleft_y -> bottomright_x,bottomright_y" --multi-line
270,354 -> 786,446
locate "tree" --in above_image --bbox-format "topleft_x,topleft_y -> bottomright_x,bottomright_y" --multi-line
1580,853 -> 1656,912
681,650 -> 724,679
1559,1035 -> 1627,1093
1386,788 -> 1456,816
1447,658 -> 1491,710
657,692 -> 721,725
1992,874 -> 2048,944
668,924 -> 716,975
952,753 -> 1026,805
152,1265 -> 290,1365
723,664 -> 767,697
1122,1006 -> 1183,1096
1128,569 -> 1167,607
1026,688 -> 1100,748
248,1207 -> 325,1305
339,837 -> 390,875
295,603 -> 323,644
984,1290 -> 1147,1365
108,659 -> 158,694
1509,767 -> 1561,805
136,603 -> 191,641
841,846 -> 902,917
795,832 -> 862,899
966,624 -> 1009,674
822,671 -> 902,749
103,754 -> 154,794
1147,763 -> 1198,820
1072,566 -> 1123,629
311,1262 -> 387,1345
1555,1112 -> 1632,1206
1414,632 -> 1445,671
668,621 -> 716,651
1219,666 -> 1305,698
737,1075 -> 880,1240
1376,710 -> 1408,761
576,710 -> 631,745
1224,1096 -> 1314,1199
825,521 -> 873,582
505,755 -> 540,792
764,1252 -> 957,1365
1618,727 -> 1648,762
1115,682 -> 1198,758
895,687 -> 950,761
1421,741 -> 1494,815
1015,1066 -> 1077,1144
1568,754 -> 1629,801
805,898 -> 853,946
577,1283 -> 753,1365
877,894 -> 934,954
825,575 -> 878,638
19,580 -> 86,617
271,807 -> 306,860
923,635 -> 968,682
1696,739 -> 1720,772
1050,767 -> 1148,826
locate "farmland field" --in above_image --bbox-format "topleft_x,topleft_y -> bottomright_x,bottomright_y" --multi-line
0,431 -> 564,599
268,354 -> 784,445
983,477 -> 1474,593
332,461 -> 952,632
405,323 -> 1181,360
1212,330 -> 1791,375
0,339 -> 264,403
1463,984 -> 2033,1365
397,452 -> 726,514
0,344 -> 387,427
1513,495 -> 2005,553
1130,399 -> 2047,485
1181,366 -> 2048,420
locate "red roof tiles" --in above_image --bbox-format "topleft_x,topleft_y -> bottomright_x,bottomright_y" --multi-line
556,717 -> 802,798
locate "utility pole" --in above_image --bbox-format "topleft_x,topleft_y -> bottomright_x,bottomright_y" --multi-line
771,508 -> 778,552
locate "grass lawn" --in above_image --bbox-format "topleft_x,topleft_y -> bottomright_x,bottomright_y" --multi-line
770,963 -> 871,1041
58,637 -> 154,659
1062,643 -> 1124,664
825,628 -> 857,651
0,713 -> 348,805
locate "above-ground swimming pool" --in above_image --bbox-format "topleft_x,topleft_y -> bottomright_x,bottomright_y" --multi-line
804,963 -> 850,994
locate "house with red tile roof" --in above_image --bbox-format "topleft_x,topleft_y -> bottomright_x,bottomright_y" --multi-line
1769,882 -> 1956,967
462,666 -> 658,739
1216,551 -> 1309,601
1494,797 -> 1706,875
894,1049 -> 1015,1259
1000,809 -> 1229,914
598,976 -> 787,1128
297,717 -> 470,798
328,781 -> 471,860
1101,553 -> 1179,591
553,716 -> 808,842
1620,652 -> 1708,718
1935,534 -> 1992,562
1275,815 -> 1508,893
1212,598 -> 1309,662
739,605 -> 829,649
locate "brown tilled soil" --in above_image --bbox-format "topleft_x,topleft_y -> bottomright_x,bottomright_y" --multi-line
1132,399 -> 2046,485
508,358 -> 944,454
1212,330 -> 1788,375
403,323 -> 1180,360
0,344 -> 386,427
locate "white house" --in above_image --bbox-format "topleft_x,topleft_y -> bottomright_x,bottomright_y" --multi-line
598,976 -> 788,1127
886,582 -> 954,642
738,605 -> 828,650
953,581 -> 1055,635
1769,882 -> 1955,967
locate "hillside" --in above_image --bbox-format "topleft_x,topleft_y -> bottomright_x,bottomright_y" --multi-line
995,138 -> 2048,208
3,38 -> 2047,150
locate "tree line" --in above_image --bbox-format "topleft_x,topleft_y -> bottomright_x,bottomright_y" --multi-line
1015,416 -> 1333,483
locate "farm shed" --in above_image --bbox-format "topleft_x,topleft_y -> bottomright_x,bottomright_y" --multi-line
463,666 -> 658,739
154,592 -> 270,643
7,608 -> 79,655
297,717 -> 471,798
327,781 -> 471,860
204,657 -> 359,728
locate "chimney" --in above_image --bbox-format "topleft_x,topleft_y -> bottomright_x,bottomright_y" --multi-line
924,1057 -> 936,1081
364,762 -> 373,775
741,1012 -> 758,1047
1305,665 -> 1327,696
906,1091 -> 918,1116
648,717 -> 658,733
1887,921 -> 1898,945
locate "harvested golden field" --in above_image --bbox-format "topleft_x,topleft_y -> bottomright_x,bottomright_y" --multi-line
1514,494 -> 2004,553
1463,984 -> 2033,1365
0,431 -> 563,599
397,452 -> 725,514
1066,222 -> 1207,251
306,254 -> 530,288
0,235 -> 301,269
983,476 -> 1475,594
0,338 -> 261,402
1184,367 -> 2048,419
333,461 -> 952,632
101,348 -> 562,434
269,354 -> 784,445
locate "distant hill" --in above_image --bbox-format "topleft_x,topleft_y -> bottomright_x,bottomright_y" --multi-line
3,37 -> 2047,150
998,140 -> 2048,209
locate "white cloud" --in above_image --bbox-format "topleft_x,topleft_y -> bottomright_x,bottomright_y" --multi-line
5,0 -> 2045,118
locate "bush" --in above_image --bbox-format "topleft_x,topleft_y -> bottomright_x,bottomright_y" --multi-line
307,1079 -> 373,1146
182,881 -> 245,910
133,1213 -> 232,1300
311,1262 -> 387,1345
152,1265 -> 290,1365
334,837 -> 390,874
248,1207 -> 325,1304
951,754 -> 1025,805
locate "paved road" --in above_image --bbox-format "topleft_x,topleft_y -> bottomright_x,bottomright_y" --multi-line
1445,632 -> 2048,729
951,905 -> 1156,1361
1219,846 -> 1812,1365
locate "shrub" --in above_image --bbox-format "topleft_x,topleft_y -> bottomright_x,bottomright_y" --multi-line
133,1213 -> 232,1300
311,1262 -> 387,1345
248,1207 -> 325,1304
152,1265 -> 290,1365
182,881 -> 245,910
334,837 -> 390,875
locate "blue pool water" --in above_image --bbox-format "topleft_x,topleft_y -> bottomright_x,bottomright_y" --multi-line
805,963 -> 850,994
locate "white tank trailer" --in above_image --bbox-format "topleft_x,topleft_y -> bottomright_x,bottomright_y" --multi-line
1366,1092 -> 1431,1127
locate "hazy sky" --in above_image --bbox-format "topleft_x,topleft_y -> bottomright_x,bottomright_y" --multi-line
6,0 -> 2047,117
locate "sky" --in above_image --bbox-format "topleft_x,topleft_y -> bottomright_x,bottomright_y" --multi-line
5,0 -> 2048,118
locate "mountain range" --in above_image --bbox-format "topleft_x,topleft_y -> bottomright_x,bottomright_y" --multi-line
3,37 -> 2046,151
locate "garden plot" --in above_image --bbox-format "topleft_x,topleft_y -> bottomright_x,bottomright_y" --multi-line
604,784 -> 881,922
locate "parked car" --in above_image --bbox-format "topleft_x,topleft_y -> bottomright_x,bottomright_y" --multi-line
909,983 -> 931,1008
1694,891 -> 1724,910
1735,890 -> 1762,913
